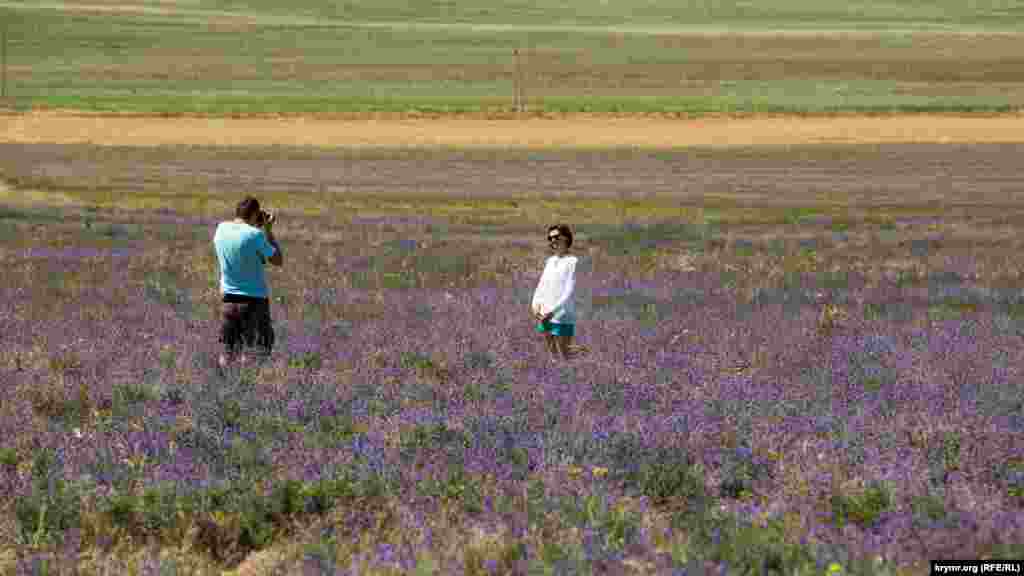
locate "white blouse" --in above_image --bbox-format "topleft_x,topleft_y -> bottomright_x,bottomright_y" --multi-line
531,254 -> 578,324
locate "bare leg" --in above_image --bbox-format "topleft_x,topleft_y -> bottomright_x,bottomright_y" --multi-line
219,343 -> 241,368
544,333 -> 559,358
218,349 -> 240,378
555,335 -> 574,360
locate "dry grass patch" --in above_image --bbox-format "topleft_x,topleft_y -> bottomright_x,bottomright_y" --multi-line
654,250 -> 700,272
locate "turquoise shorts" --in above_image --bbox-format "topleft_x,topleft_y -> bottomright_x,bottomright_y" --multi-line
535,321 -> 575,337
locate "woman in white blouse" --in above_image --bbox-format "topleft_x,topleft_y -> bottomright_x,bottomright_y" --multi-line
532,224 -> 580,361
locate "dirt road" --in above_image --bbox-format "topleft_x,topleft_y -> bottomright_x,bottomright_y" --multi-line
2,111 -> 1023,148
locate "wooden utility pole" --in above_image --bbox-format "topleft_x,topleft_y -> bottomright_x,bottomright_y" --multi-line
520,45 -> 527,112
1,21 -> 7,101
514,48 -> 521,112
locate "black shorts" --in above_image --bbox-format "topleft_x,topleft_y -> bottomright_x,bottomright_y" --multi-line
220,293 -> 274,356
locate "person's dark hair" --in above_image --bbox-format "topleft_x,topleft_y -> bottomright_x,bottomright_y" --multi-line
548,224 -> 573,248
236,196 -> 261,221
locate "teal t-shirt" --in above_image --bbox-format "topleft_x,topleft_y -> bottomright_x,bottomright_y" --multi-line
214,221 -> 276,298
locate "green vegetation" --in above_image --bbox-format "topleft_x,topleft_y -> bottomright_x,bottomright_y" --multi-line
625,445 -> 707,506
288,350 -> 324,371
86,470 -> 392,566
417,464 -> 485,515
997,460 -> 1024,504
719,448 -> 774,501
830,480 -> 894,529
698,515 -> 818,574
1,2 -> 1022,114
14,448 -> 83,548
7,0 -> 1024,31
910,491 -> 948,525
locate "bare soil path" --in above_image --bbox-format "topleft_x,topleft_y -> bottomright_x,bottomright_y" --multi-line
2,111 -> 1024,148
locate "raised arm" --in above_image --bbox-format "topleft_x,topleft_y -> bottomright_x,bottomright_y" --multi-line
265,228 -> 283,267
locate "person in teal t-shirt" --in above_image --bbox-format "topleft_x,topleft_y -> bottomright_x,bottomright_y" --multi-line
213,196 -> 283,367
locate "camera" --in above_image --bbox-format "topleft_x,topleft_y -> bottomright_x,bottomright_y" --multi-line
256,209 -> 271,226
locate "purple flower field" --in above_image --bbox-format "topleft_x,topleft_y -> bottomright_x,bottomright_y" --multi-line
2,200 -> 1023,575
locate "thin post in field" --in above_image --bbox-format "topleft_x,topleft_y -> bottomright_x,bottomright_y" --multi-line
514,48 -> 521,112
1,21 -> 7,101
522,43 -> 528,112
